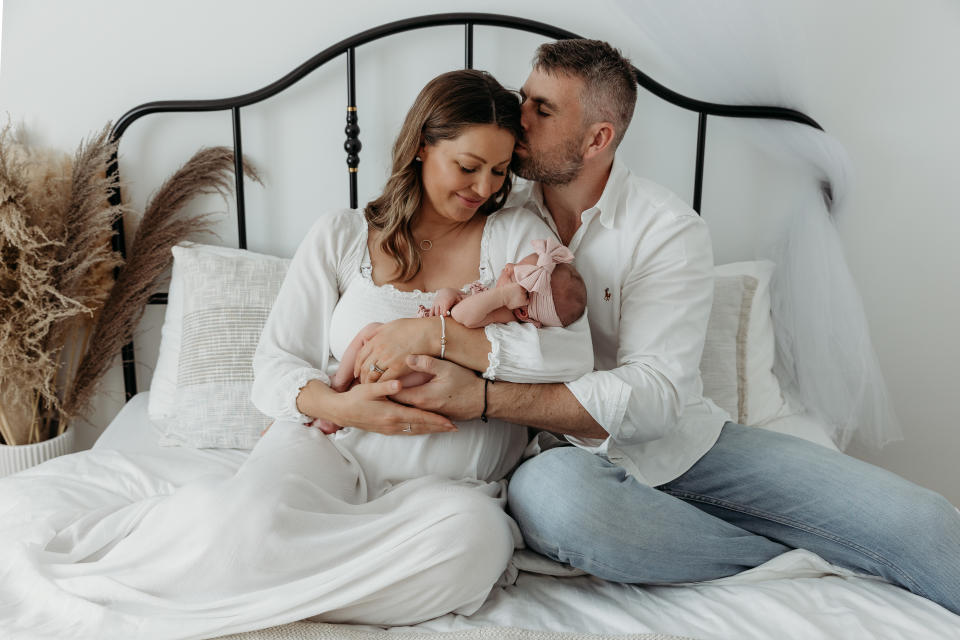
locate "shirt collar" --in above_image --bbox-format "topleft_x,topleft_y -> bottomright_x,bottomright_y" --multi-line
594,156 -> 628,229
507,156 -> 629,231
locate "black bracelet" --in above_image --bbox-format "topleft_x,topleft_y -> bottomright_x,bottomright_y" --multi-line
481,378 -> 492,423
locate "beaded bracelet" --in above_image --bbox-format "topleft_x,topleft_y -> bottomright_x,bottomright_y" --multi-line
481,378 -> 491,423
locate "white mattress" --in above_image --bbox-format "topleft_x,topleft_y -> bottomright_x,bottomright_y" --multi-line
74,393 -> 960,639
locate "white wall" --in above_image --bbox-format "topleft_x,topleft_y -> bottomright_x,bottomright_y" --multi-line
1,0 -> 957,505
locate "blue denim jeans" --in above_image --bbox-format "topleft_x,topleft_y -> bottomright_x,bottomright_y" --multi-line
507,422 -> 960,615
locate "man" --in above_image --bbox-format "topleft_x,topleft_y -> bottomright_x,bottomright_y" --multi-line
389,39 -> 960,614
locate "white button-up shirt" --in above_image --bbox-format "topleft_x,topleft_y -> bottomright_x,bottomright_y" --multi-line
508,157 -> 731,486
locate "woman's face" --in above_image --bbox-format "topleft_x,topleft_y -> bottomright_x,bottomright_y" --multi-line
418,123 -> 515,224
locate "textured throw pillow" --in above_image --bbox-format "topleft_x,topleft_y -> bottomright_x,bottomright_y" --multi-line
700,260 -> 787,425
149,243 -> 290,448
700,274 -> 756,422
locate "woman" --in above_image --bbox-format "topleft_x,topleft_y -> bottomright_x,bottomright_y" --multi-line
244,68 -> 592,624
0,70 -> 590,639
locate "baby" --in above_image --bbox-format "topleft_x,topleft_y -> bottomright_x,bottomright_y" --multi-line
426,237 -> 586,329
302,238 -> 587,435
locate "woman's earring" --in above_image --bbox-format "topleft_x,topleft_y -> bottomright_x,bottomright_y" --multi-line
414,156 -> 422,162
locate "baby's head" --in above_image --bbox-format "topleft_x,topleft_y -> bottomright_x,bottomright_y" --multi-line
511,239 -> 587,328
545,262 -> 587,326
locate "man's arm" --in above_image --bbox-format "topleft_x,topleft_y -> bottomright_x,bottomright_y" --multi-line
488,378 -> 608,439
393,355 -> 608,440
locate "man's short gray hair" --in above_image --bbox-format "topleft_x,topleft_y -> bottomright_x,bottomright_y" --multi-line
533,39 -> 637,149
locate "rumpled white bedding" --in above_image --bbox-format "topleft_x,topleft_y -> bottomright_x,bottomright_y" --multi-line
2,393 -> 958,640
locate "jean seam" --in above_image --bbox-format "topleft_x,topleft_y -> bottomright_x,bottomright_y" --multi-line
663,488 -> 931,599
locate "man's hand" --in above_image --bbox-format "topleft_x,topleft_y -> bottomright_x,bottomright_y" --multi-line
355,317 -> 436,383
391,355 -> 485,421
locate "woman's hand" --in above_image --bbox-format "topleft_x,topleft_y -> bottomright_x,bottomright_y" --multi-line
355,317 -> 438,383
330,379 -> 457,435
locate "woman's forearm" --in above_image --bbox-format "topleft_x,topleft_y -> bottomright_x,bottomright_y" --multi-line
437,319 -> 492,373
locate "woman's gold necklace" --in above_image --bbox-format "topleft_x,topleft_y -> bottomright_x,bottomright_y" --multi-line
416,224 -> 466,252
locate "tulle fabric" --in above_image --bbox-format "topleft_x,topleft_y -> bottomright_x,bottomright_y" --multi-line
614,0 -> 901,449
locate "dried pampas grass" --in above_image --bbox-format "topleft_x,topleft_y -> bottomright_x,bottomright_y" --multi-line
64,147 -> 262,419
1,124 -> 260,445
0,124 -> 123,445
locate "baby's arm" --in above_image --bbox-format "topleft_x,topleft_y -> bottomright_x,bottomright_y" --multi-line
429,288 -> 464,317
451,283 -> 528,328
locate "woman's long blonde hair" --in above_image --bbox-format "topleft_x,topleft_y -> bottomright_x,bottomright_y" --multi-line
365,70 -> 522,282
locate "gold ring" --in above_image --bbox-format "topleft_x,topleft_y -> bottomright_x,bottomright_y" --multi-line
402,424 -> 412,432
370,363 -> 385,374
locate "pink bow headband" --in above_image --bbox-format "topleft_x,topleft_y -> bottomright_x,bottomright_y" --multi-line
513,238 -> 575,327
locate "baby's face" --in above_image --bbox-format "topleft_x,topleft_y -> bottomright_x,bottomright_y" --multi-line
496,253 -> 539,288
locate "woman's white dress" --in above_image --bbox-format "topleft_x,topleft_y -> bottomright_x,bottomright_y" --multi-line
0,208 -> 593,640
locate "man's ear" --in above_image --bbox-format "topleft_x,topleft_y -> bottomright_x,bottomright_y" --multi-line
582,122 -> 615,160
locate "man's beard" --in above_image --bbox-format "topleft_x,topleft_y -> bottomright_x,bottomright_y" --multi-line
512,137 -> 584,186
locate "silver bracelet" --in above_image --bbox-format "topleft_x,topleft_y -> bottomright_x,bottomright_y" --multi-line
439,314 -> 447,360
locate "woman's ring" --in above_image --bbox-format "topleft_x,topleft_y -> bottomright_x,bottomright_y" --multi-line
370,363 -> 385,374
402,424 -> 413,432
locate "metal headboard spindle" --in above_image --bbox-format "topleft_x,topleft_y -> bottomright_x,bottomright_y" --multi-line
105,12 -> 824,401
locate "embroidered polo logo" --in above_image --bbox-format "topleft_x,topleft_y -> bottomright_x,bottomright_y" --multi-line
604,288 -> 612,301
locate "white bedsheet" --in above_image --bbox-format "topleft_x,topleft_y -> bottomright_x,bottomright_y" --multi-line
3,393 -> 957,640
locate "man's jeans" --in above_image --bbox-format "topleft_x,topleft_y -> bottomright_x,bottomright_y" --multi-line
507,422 -> 960,616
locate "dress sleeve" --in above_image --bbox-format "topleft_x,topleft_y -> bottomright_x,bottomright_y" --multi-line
481,208 -> 594,383
251,211 -> 357,422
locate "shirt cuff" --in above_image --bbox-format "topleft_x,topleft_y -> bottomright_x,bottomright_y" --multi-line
565,433 -> 611,455
564,371 -> 631,439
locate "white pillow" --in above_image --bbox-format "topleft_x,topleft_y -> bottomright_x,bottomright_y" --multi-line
146,250 -> 185,425
700,273 -> 755,422
701,260 -> 788,425
149,243 -> 290,448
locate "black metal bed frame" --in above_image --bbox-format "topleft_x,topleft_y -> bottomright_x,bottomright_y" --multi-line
106,12 -> 824,402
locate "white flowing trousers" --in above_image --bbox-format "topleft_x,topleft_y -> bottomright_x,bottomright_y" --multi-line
0,421 -> 518,640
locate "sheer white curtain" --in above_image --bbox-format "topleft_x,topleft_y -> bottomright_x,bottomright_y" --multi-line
615,0 -> 901,450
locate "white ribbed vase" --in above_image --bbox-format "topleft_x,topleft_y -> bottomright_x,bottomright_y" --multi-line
0,427 -> 76,478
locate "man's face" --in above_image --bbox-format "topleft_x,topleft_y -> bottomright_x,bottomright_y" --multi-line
513,68 -> 589,186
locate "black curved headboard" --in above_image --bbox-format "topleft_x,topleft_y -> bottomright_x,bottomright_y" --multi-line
107,12 -> 824,401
